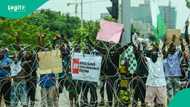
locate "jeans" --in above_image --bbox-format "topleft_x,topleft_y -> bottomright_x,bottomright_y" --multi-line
11,80 -> 28,107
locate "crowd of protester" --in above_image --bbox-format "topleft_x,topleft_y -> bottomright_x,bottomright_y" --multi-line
0,23 -> 190,107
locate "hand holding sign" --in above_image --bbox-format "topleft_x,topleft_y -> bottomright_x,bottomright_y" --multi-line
96,20 -> 124,44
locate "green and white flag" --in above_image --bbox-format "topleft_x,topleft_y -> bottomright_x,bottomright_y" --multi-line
150,0 -> 166,40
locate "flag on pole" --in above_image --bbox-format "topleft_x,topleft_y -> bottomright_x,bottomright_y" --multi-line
150,0 -> 166,40
150,0 -> 160,28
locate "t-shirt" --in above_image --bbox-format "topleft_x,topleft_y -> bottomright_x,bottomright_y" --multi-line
39,73 -> 56,89
0,56 -> 12,78
146,57 -> 166,87
163,50 -> 182,77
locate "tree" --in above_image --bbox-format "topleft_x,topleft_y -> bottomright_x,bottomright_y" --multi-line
0,9 -> 100,52
24,9 -> 81,39
0,19 -> 55,50
72,21 -> 99,49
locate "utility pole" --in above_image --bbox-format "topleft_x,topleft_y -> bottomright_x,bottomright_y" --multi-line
75,4 -> 78,17
67,2 -> 78,17
67,0 -> 83,27
81,0 -> 83,27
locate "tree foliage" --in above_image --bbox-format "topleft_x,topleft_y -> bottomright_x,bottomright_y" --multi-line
0,9 -> 100,51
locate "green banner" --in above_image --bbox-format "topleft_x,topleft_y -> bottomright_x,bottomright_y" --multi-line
0,0 -> 48,19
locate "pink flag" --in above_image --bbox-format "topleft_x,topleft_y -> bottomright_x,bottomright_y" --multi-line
96,20 -> 124,43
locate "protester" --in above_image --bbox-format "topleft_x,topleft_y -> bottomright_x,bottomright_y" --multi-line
64,71 -> 80,107
58,43 -> 70,94
24,51 -> 38,107
131,40 -> 148,107
39,73 -> 59,107
39,48 -> 59,107
79,45 -> 98,107
117,61 -> 131,106
145,43 -> 167,107
88,37 -> 129,106
64,44 -> 81,107
0,49 -> 12,107
10,51 -> 28,107
163,36 -> 183,101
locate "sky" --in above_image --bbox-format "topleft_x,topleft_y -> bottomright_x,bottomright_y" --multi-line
39,0 -> 111,20
39,0 -> 190,32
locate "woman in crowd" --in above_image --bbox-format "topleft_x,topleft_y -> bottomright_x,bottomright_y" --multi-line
125,32 -> 148,107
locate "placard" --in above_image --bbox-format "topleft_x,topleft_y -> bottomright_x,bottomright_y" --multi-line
166,29 -> 181,45
37,50 -> 62,74
71,53 -> 102,82
96,20 -> 124,43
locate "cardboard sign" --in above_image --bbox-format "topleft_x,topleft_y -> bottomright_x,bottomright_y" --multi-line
71,53 -> 102,82
96,20 -> 124,43
166,29 -> 181,45
37,50 -> 62,74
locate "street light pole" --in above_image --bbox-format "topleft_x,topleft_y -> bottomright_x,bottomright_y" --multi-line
67,2 -> 78,17
81,0 -> 83,27
67,0 -> 83,27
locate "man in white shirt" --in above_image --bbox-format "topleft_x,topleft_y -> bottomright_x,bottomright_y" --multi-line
145,44 -> 167,107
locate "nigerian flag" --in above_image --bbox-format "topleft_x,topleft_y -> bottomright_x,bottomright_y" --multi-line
150,0 -> 166,40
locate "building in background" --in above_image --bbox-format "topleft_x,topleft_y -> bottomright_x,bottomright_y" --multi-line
120,0 -> 177,44
159,0 -> 177,29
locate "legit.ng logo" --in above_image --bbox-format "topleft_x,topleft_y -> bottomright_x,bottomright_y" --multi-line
0,0 -> 48,19
8,4 -> 26,12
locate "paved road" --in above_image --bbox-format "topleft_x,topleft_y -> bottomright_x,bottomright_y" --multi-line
1,85 -> 135,107
1,85 -> 110,107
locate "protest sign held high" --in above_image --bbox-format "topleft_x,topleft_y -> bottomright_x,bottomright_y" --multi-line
166,29 -> 181,45
37,50 -> 62,74
71,53 -> 102,82
96,20 -> 124,43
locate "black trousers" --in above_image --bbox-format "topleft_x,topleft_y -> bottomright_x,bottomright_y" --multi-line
27,80 -> 37,107
131,77 -> 146,107
100,79 -> 105,101
0,79 -> 11,106
106,77 -> 118,107
81,81 -> 98,107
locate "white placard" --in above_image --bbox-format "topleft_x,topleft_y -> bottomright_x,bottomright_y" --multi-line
71,53 -> 102,82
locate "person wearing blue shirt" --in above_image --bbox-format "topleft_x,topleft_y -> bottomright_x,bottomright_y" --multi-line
39,72 -> 59,107
0,49 -> 12,107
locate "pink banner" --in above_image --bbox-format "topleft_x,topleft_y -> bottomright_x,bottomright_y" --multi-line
96,20 -> 124,43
